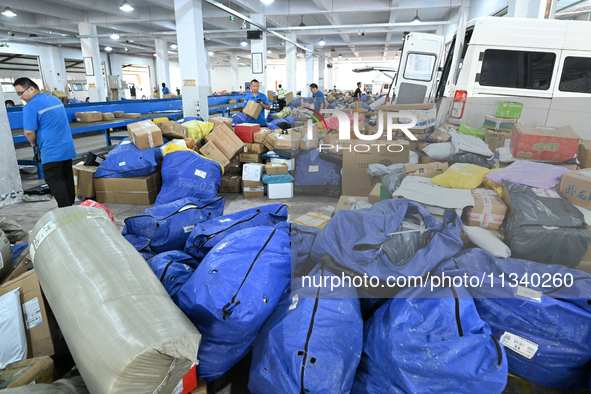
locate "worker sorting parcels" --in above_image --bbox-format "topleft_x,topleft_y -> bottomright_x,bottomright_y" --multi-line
277,84 -> 286,111
14,77 -> 77,208
242,78 -> 270,127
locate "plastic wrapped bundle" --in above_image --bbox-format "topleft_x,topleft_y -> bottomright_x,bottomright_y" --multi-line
29,207 -> 201,394
0,229 -> 13,279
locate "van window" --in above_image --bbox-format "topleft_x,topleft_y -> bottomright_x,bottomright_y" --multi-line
480,49 -> 555,90
72,83 -> 84,91
1,77 -> 14,93
435,28 -> 473,98
559,56 -> 591,94
403,53 -> 437,82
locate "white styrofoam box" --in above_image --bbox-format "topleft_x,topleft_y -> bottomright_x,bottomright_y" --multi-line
270,158 -> 296,171
242,163 -> 265,182
267,182 -> 294,199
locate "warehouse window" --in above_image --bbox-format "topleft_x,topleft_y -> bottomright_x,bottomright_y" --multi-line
1,77 -> 14,92
480,49 -> 555,90
403,53 -> 437,82
559,56 -> 591,93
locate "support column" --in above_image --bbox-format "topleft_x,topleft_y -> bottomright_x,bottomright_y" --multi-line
205,52 -> 212,94
78,23 -> 107,102
327,64 -> 334,90
306,45 -> 314,86
318,53 -> 325,92
38,47 -> 67,92
155,39 -> 170,92
0,88 -> 23,207
174,0 -> 209,119
230,53 -> 239,92
250,14 -> 267,93
285,32 -> 297,94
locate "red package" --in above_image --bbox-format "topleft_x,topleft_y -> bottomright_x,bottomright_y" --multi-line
235,123 -> 260,143
79,200 -> 115,221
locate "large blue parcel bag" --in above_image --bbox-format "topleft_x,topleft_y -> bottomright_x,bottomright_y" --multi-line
94,138 -> 163,178
177,226 -> 291,382
353,284 -> 508,394
249,265 -> 363,394
122,197 -> 225,253
147,250 -> 199,303
437,248 -> 591,390
155,148 -> 223,205
184,204 -> 288,261
311,199 -> 463,296
291,223 -> 321,277
294,149 -> 341,198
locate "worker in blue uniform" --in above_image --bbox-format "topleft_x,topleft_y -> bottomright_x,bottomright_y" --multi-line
242,79 -> 270,126
161,82 -> 170,95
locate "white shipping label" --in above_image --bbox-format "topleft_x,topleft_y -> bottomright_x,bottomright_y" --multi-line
533,188 -> 560,199
516,286 -> 542,302
272,163 -> 282,167
289,294 -> 299,311
183,225 -> 195,233
308,165 -> 319,173
578,169 -> 591,178
95,156 -> 104,164
120,140 -> 132,145
0,252 -> 3,269
194,169 -> 207,178
503,139 -> 511,148
347,197 -> 357,202
500,332 -> 538,360
220,218 -> 232,222
172,379 -> 184,394
118,161 -> 126,167
33,220 -> 57,251
23,297 -> 43,330
73,175 -> 78,186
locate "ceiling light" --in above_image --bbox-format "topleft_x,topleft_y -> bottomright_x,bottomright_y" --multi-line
119,0 -> 134,12
260,0 -> 274,4
240,20 -> 247,30
105,46 -> 113,51
394,54 -> 400,60
208,50 -> 214,56
124,46 -> 129,52
267,49 -> 272,54
299,15 -> 305,27
411,10 -> 422,24
204,36 -> 211,41
318,37 -> 325,46
153,53 -> 157,57
280,40 -> 285,46
110,32 -> 120,40
240,39 -> 248,47
170,43 -> 177,49
338,53 -> 343,58
345,58 -> 349,62
1,7 -> 17,17
330,47 -> 335,52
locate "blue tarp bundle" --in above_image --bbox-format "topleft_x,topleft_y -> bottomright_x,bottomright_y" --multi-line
291,223 -> 320,277
94,138 -> 163,178
10,242 -> 28,263
155,150 -> 223,205
353,284 -> 508,394
262,174 -> 294,184
287,98 -> 302,108
123,234 -> 158,261
249,265 -> 363,394
232,112 -> 248,125
147,250 -> 199,303
179,116 -> 204,123
437,248 -> 591,390
177,227 -> 291,382
294,149 -> 341,186
184,204 -> 288,261
122,197 -> 225,253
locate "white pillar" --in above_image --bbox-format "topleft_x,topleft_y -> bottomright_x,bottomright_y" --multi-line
78,23 -> 107,102
155,39 -> 170,93
327,64 -> 334,90
285,32 -> 297,94
306,45 -> 315,86
0,88 -> 22,207
250,14 -> 267,93
318,53 -> 325,92
174,0 -> 209,119
230,53 -> 239,92
38,47 -> 67,92
507,0 -> 552,18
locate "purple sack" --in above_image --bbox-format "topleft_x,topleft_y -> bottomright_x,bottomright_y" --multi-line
485,160 -> 570,189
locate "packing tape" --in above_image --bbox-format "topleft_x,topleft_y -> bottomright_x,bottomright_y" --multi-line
147,129 -> 155,148
496,118 -> 501,130
481,195 -> 493,228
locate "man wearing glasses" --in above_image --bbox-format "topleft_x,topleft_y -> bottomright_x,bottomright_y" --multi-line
14,77 -> 77,207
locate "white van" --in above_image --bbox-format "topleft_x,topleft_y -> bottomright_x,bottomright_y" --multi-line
377,17 -> 591,139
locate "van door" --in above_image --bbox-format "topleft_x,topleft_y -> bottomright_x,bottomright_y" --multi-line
548,51 -> 591,139
394,32 -> 445,105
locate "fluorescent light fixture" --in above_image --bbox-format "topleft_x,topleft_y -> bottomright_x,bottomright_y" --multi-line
105,46 -> 113,51
110,32 -> 120,40
1,7 -> 17,17
299,15 -> 305,27
170,43 -> 178,49
240,39 -> 248,47
338,53 -> 343,58
411,10 -> 421,24
153,53 -> 157,57
119,0 -> 134,12
345,58 -> 349,62
260,0 -> 274,4
318,37 -> 326,46
267,49 -> 272,54
124,46 -> 129,52
208,50 -> 214,56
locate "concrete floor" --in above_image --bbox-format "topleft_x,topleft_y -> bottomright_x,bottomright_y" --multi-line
4,131 -> 590,394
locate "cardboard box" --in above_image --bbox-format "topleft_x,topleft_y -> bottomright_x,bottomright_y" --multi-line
156,121 -> 188,140
225,162 -> 242,176
124,113 -> 142,118
275,134 -> 300,150
402,162 -> 449,178
114,111 -> 125,118
300,138 -> 319,150
483,115 -> 517,131
51,90 -> 67,104
579,140 -> 591,169
163,94 -> 173,98
267,90 -> 275,101
342,140 -> 410,196
267,183 -> 293,199
220,175 -> 241,193
94,172 -> 161,205
265,163 -> 288,175
253,129 -> 273,143
242,180 -> 264,198
510,124 -> 579,163
243,143 -> 266,154
485,129 -> 512,153
292,213 -> 331,228
239,153 -> 261,163
270,158 -> 296,171
205,124 -> 244,159
72,164 -> 98,198
559,170 -> 591,210
379,103 -> 437,130
0,270 -> 54,358
242,163 -> 264,181
102,112 -> 115,121
127,120 -> 164,150
228,99 -> 237,104
235,123 -> 260,143
427,128 -> 451,143
208,117 -> 233,129
494,101 -> 523,119
0,356 -> 54,388
285,92 -> 294,104
75,111 -> 103,122
243,100 -> 262,119
263,132 -> 282,151
463,188 -> 507,231
200,142 -> 230,167
0,245 -> 32,285
335,196 -> 370,213
368,183 -> 386,204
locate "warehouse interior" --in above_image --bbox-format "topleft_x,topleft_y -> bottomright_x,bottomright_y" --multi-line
1,0 -> 591,393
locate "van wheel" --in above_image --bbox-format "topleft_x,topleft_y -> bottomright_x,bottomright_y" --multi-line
5,100 -> 14,107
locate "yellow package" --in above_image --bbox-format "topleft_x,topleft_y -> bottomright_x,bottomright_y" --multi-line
431,163 -> 490,189
483,169 -> 504,197
184,120 -> 214,140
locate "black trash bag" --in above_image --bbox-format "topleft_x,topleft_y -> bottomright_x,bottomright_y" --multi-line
447,152 -> 496,169
275,120 -> 291,130
319,150 -> 343,167
23,184 -> 51,195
